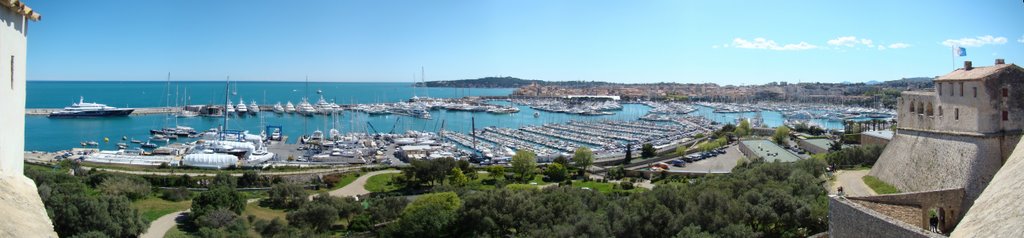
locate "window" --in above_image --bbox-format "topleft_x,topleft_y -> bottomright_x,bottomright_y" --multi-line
1005,88 -> 1010,98
938,83 -> 943,96
918,102 -> 924,115
973,87 -> 977,98
909,101 -> 915,113
959,82 -> 964,97
939,106 -> 943,116
927,102 -> 934,116
1004,111 -> 1010,121
955,108 -> 959,120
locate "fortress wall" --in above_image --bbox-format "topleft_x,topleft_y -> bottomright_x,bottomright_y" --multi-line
867,129 -> 1015,211
951,137 -> 1024,237
829,196 -> 943,238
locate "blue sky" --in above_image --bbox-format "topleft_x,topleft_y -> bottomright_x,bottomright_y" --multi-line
22,0 -> 1024,85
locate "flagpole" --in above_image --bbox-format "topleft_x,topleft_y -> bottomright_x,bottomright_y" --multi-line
951,45 -> 956,70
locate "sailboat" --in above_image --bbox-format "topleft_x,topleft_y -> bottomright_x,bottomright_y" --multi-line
177,87 -> 198,118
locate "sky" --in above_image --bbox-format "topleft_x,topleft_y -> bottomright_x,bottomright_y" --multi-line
21,0 -> 1024,85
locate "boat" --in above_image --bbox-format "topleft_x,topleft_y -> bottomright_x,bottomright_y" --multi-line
249,101 -> 260,114
534,111 -> 540,118
116,143 -> 128,149
236,98 -> 248,115
273,102 -> 285,114
48,96 -> 135,118
297,98 -> 317,116
226,99 -> 236,114
285,101 -> 296,113
315,96 -> 334,114
141,141 -> 158,149
130,138 -> 142,144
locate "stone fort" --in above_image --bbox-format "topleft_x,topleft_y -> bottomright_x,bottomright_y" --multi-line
829,60 -> 1024,237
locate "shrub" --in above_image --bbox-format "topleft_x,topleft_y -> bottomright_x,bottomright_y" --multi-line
98,175 -> 152,200
161,187 -> 191,202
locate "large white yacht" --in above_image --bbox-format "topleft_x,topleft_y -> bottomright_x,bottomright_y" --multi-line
48,96 -> 135,118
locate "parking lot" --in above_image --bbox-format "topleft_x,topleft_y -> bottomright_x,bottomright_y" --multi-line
634,144 -> 744,174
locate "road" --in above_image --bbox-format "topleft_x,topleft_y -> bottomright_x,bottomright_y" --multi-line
831,169 -> 876,197
140,210 -> 188,238
327,170 -> 401,198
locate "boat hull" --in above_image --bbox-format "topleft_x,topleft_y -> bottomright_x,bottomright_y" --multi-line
48,109 -> 134,118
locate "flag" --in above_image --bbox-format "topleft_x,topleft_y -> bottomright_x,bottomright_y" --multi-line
956,47 -> 967,57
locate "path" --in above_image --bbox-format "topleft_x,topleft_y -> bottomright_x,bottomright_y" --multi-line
328,170 -> 401,198
831,169 -> 876,196
140,210 -> 188,238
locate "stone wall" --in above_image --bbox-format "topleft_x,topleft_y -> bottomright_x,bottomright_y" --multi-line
861,133 -> 891,147
868,129 -> 1019,212
829,196 -> 943,238
951,139 -> 1024,237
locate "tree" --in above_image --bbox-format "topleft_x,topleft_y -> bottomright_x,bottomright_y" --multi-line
735,120 -> 752,137
544,163 -> 569,182
773,126 -> 791,145
404,157 -> 457,187
828,139 -> 843,152
383,192 -> 461,237
210,172 -> 237,189
197,208 -> 240,229
641,143 -> 656,158
510,150 -> 538,183
572,147 -> 594,177
259,218 -> 287,238
191,187 -> 246,223
366,196 -> 409,224
238,170 -> 262,187
623,143 -> 633,165
287,203 -> 338,232
448,167 -> 469,187
675,145 -> 687,157
266,183 -> 308,209
98,175 -> 151,200
553,155 -> 570,166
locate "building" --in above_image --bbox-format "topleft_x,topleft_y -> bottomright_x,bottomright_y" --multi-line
738,139 -> 801,162
397,145 -> 433,160
0,1 -> 57,236
797,138 -> 832,154
860,130 -> 893,147
829,60 -> 1023,237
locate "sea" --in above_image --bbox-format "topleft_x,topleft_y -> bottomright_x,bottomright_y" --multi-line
24,81 -> 844,152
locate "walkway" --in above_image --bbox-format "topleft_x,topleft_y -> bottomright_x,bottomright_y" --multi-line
831,169 -> 877,197
328,170 -> 401,198
140,210 -> 188,238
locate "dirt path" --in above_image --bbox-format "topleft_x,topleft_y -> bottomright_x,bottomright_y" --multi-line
140,210 -> 188,238
328,170 -> 401,198
831,169 -> 877,197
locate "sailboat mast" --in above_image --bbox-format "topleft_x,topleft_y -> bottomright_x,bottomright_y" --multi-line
224,76 -> 230,135
421,66 -> 428,99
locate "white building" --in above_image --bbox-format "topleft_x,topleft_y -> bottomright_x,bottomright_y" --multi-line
0,1 -> 55,236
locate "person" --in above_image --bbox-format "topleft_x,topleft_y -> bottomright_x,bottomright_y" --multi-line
837,186 -> 845,196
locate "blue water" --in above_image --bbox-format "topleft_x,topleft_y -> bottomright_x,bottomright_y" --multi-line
23,81 -> 850,152
27,81 -> 512,108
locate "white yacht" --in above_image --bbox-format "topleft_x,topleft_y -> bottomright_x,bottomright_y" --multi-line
315,96 -> 334,114
236,98 -> 248,114
285,101 -> 296,113
225,99 -> 236,114
297,98 -> 317,116
273,102 -> 285,114
249,101 -> 260,114
48,96 -> 135,118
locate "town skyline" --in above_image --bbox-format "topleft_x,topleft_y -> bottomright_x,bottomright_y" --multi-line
23,0 -> 1024,84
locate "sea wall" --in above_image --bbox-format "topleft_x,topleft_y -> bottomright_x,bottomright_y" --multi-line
868,129 -> 1019,211
828,196 -> 942,238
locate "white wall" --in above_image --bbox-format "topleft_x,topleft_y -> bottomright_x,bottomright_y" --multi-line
0,7 -> 27,177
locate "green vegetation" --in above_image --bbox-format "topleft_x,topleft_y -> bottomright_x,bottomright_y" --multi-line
380,192 -> 461,237
544,163 -> 569,182
641,143 -> 656,158
863,176 -> 901,194
572,146 -> 595,176
365,173 -> 402,193
132,197 -> 191,224
735,119 -> 752,137
773,125 -> 791,145
26,163 -> 148,237
323,173 -> 359,189
511,150 -> 538,182
824,144 -> 886,167
265,183 -> 308,209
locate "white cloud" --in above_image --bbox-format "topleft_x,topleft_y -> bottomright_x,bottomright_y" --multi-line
877,45 -> 886,50
731,37 -> 817,51
942,35 -> 1008,47
887,43 -> 911,49
827,36 -> 881,49
1018,35 -> 1024,43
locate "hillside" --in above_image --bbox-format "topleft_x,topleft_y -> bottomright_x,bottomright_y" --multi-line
418,76 -> 617,88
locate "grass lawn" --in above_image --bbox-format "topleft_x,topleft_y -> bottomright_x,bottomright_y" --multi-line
333,173 -> 360,189
571,180 -> 617,193
863,175 -> 900,194
242,202 -> 288,222
163,225 -> 193,238
132,197 -> 192,224
364,173 -> 402,193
